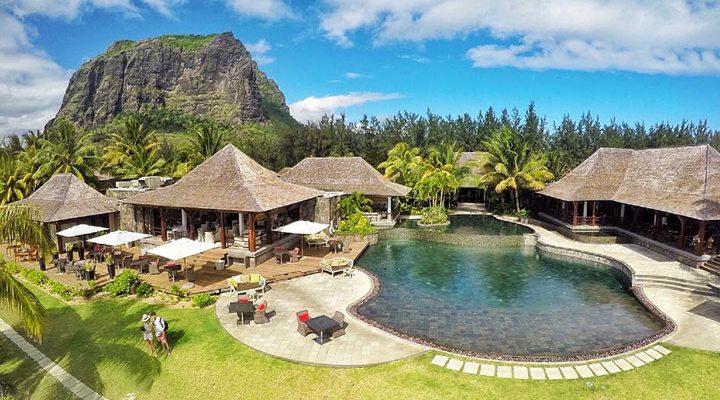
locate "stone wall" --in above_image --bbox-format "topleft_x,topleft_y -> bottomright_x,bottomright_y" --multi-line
379,228 -> 524,247
119,203 -> 143,232
535,241 -> 635,287
313,196 -> 339,226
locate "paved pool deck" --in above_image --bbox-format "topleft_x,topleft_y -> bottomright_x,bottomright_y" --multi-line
215,270 -> 426,366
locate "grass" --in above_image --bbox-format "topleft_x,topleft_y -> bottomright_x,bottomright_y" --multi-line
1,287 -> 719,399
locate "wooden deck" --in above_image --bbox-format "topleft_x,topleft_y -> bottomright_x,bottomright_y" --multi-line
2,241 -> 371,295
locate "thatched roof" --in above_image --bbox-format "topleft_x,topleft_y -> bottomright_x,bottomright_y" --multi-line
17,174 -> 119,223
281,157 -> 411,197
457,151 -> 490,188
124,145 -> 322,212
540,145 -> 720,220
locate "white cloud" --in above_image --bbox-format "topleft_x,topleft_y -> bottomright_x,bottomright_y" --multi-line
344,71 -> 368,79
245,39 -> 275,65
1,0 -> 139,19
0,12 -> 70,135
289,92 -> 403,122
141,0 -> 186,18
224,0 -> 293,20
319,0 -> 720,74
400,54 -> 430,64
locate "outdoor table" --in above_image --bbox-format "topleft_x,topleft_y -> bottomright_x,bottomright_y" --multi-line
228,301 -> 255,325
165,263 -> 182,282
131,258 -> 152,273
305,315 -> 339,344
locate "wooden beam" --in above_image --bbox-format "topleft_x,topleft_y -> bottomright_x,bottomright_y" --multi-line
592,201 -> 597,226
572,202 -> 578,225
248,213 -> 256,252
160,208 -> 167,242
141,207 -> 147,234
695,220 -> 706,256
677,215 -> 685,249
55,222 -> 62,254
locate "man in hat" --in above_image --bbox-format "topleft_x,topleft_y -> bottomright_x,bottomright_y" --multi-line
140,314 -> 156,356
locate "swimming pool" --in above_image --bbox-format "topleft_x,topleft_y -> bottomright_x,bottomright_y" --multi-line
397,214 -> 533,236
356,239 -> 664,358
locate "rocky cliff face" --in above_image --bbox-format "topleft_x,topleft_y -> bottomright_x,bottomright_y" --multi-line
51,32 -> 291,128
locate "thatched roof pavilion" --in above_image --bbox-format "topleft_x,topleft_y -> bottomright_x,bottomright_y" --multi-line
125,145 -> 322,212
123,145 -> 322,252
280,156 -> 411,197
540,145 -> 720,221
539,144 -> 720,256
17,173 -> 119,223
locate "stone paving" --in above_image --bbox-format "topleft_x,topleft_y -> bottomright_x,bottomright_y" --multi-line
429,345 -> 672,380
0,318 -> 105,400
215,270 -> 426,366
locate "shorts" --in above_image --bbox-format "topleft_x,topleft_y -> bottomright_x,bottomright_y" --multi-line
143,331 -> 153,341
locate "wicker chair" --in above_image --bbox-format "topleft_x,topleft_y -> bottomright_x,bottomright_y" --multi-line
185,265 -> 197,282
149,259 -> 160,275
331,311 -> 347,339
254,300 -> 269,324
296,310 -> 312,336
122,255 -> 133,268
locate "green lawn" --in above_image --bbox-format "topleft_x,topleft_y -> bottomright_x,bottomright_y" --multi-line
1,288 -> 719,399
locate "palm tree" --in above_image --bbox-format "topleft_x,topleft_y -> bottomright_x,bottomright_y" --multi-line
378,142 -> 423,186
115,144 -> 166,179
480,126 -> 554,213
337,191 -> 372,218
34,119 -> 94,182
0,151 -> 27,205
0,204 -> 54,341
186,124 -> 227,166
102,116 -> 158,173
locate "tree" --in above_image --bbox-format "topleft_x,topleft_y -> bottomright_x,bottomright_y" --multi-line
34,119 -> 94,182
378,142 -> 423,186
0,151 -> 27,205
186,124 -> 227,166
102,116 -> 158,174
480,126 -> 554,213
0,204 -> 54,341
115,144 -> 166,179
337,191 -> 372,218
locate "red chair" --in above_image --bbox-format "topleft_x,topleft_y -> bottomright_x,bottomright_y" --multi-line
296,310 -> 312,336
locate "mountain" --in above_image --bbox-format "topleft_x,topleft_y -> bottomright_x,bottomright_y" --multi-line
49,32 -> 293,129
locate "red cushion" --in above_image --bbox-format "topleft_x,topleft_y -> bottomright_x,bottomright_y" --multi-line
298,312 -> 309,322
275,247 -> 284,251
258,303 -> 266,311
238,295 -> 249,302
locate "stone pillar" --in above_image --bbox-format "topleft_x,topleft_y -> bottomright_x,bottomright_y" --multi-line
220,212 -> 226,249
181,209 -> 188,230
583,201 -> 588,218
592,201 -> 597,226
387,197 -> 392,222
677,215 -> 685,249
620,204 -> 626,223
238,213 -> 244,235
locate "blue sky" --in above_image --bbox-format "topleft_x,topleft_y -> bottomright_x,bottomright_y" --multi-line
0,0 -> 719,134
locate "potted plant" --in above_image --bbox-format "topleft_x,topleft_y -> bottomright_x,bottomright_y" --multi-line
84,260 -> 95,281
105,253 -> 116,279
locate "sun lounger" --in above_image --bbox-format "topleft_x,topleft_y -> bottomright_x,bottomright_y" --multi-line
320,257 -> 354,276
227,273 -> 266,295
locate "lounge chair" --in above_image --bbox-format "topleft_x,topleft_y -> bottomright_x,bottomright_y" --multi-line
342,240 -> 351,254
296,310 -> 312,336
331,311 -> 347,338
320,257 -> 354,276
254,300 -> 269,324
227,274 -> 266,295
305,232 -> 329,248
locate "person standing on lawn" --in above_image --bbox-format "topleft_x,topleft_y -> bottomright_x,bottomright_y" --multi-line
150,311 -> 171,354
141,314 -> 156,356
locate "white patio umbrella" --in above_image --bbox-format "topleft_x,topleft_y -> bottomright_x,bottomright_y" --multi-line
56,224 -> 109,238
86,230 -> 151,246
273,220 -> 329,255
147,238 -> 219,263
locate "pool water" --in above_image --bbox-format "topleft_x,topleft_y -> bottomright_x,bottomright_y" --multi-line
398,214 -> 533,236
357,239 -> 663,357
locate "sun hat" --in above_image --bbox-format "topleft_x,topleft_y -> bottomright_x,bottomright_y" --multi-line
142,314 -> 150,323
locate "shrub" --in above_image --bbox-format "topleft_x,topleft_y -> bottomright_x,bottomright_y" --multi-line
104,270 -> 140,296
336,212 -> 376,235
169,285 -> 190,298
48,280 -> 81,301
420,206 -> 448,225
190,293 -> 217,308
136,282 -> 154,298
2,261 -> 22,275
20,268 -> 47,285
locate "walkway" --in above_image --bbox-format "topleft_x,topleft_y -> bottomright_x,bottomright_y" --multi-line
0,318 -> 105,400
520,219 -> 720,352
215,270 -> 426,366
430,344 -> 672,379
